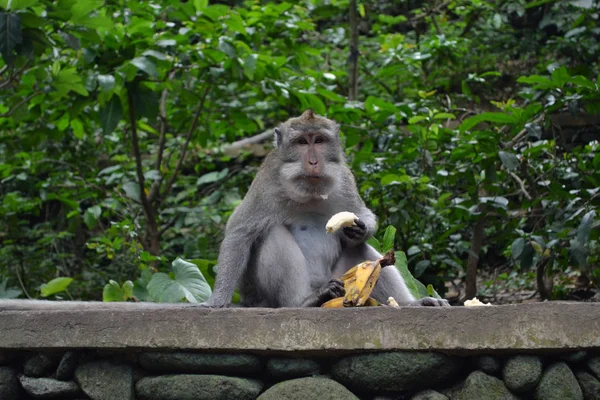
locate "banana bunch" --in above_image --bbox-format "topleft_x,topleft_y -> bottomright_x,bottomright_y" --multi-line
321,250 -> 396,308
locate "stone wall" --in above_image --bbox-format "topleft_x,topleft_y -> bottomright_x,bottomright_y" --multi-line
1,301 -> 599,399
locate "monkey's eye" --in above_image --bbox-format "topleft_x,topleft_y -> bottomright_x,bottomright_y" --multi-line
314,137 -> 324,144
297,138 -> 309,145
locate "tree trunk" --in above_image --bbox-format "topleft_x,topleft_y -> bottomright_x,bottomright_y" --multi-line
348,0 -> 359,101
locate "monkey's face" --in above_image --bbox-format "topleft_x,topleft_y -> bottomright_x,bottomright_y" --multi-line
277,129 -> 344,201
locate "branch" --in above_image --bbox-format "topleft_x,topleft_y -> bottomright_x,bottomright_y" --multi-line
509,172 -> 532,200
503,114 -> 545,149
222,129 -> 274,155
159,83 -> 212,204
430,13 -> 443,35
126,84 -> 157,229
0,61 -> 30,90
410,0 -> 452,22
0,92 -> 40,118
360,62 -> 393,96
148,71 -> 176,203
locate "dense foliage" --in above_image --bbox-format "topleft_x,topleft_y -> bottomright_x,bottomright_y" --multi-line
0,0 -> 598,303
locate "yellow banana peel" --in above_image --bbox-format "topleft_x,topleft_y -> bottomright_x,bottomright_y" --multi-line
321,250 -> 396,308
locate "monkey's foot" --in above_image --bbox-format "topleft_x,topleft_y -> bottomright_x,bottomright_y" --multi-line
410,297 -> 450,307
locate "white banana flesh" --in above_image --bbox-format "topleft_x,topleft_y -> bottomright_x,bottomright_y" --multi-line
326,212 -> 358,233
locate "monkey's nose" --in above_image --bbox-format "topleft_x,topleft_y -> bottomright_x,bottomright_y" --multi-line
309,160 -> 318,166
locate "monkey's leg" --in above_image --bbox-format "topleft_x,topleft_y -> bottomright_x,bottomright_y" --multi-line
334,243 -> 449,307
254,226 -> 315,307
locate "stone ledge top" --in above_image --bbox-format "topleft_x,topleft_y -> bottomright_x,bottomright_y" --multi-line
0,301 -> 599,353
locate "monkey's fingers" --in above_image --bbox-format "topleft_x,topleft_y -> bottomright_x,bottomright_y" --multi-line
343,225 -> 367,240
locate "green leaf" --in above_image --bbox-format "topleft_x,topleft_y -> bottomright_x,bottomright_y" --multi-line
131,85 -> 159,121
499,151 -> 519,171
382,225 -> 396,253
103,280 -> 122,302
197,169 -> 228,185
9,0 -> 39,10
517,75 -> 554,89
432,112 -> 455,120
83,205 -> 101,229
103,280 -> 133,301
193,0 -> 208,12
133,268 -> 152,301
99,95 -> 123,135
460,112 -> 517,132
97,74 -> 115,92
70,118 -> 84,139
40,277 -> 74,297
147,258 -> 212,303
511,238 -> 525,259
243,53 -> 257,79
551,66 -> 570,88
316,87 -> 345,103
130,56 -> 158,77
570,75 -> 597,90
0,12 -> 22,64
0,278 -> 21,299
414,260 -> 431,278
122,181 -> 141,202
408,116 -> 427,124
218,37 -> 236,58
576,210 -> 595,244
366,237 -> 381,253
394,251 -> 435,299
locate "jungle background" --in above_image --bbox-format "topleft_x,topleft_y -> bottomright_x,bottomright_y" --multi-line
0,0 -> 599,305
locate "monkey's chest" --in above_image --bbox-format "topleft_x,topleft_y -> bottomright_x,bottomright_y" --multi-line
289,216 -> 341,287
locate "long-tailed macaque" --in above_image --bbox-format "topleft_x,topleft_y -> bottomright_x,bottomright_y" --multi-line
202,110 -> 449,308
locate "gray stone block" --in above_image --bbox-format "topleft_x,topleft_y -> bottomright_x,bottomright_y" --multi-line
575,371 -> 600,400
0,367 -> 20,399
266,357 -> 320,379
139,352 -> 262,375
331,351 -> 462,392
258,377 -> 358,400
136,374 -> 263,400
411,389 -> 449,400
503,355 -> 543,393
459,371 -> 518,400
19,375 -> 80,398
535,362 -> 583,400
23,353 -> 58,377
473,355 -> 502,376
75,360 -> 134,400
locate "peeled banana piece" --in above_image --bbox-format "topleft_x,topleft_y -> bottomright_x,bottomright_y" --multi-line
326,212 -> 358,233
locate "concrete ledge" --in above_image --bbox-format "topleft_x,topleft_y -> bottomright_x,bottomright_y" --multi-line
1,301 -> 599,353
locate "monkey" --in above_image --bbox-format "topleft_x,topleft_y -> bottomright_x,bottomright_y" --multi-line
201,110 -> 449,308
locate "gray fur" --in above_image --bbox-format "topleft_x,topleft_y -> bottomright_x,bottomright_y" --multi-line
203,111 -> 448,308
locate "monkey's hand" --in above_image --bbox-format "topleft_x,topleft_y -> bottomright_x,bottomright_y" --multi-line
301,279 -> 345,307
342,218 -> 368,242
408,297 -> 450,307
318,279 -> 345,303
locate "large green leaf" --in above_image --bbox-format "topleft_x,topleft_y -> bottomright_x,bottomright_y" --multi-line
147,258 -> 212,303
0,12 -> 22,63
0,279 -> 21,299
99,95 -> 123,135
40,277 -> 74,297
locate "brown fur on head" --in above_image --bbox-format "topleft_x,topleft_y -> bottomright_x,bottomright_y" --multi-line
274,110 -> 339,147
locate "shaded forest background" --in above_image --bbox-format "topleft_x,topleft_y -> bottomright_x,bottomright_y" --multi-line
0,0 -> 599,304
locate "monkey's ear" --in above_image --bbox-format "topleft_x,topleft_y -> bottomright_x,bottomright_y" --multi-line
273,127 -> 282,148
334,123 -> 341,136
